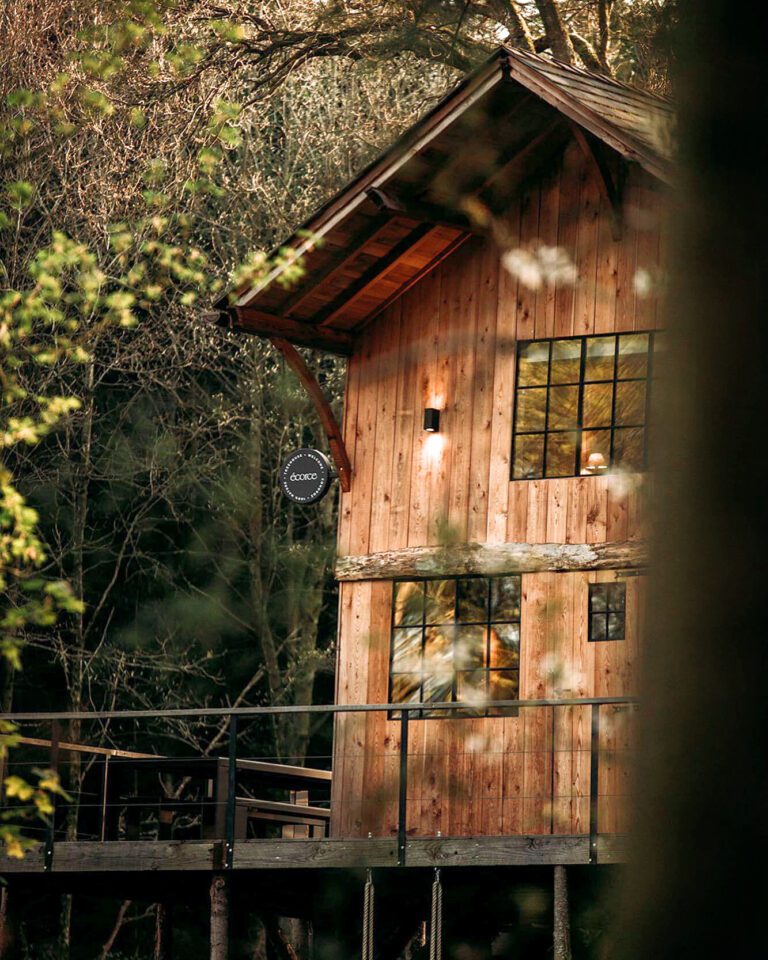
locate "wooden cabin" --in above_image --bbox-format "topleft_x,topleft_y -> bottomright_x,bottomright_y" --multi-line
224,48 -> 670,853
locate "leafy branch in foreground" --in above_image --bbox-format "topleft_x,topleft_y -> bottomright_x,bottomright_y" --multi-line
0,8 -> 310,851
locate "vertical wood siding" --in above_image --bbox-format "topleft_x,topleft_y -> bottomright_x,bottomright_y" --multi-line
332,142 -> 662,838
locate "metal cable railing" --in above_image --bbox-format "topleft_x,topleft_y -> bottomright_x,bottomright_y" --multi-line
1,698 -> 638,869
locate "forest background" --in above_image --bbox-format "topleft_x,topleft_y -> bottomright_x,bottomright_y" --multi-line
0,1 -> 674,957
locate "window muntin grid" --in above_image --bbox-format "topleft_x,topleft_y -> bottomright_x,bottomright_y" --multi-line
512,333 -> 655,480
588,582 -> 626,641
389,576 -> 521,719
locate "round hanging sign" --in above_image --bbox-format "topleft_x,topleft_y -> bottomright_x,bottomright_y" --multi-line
279,448 -> 334,504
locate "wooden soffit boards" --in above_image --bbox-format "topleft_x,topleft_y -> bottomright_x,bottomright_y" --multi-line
335,540 -> 648,581
219,47 -> 672,352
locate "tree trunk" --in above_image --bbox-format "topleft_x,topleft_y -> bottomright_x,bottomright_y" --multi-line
98,900 -> 132,960
504,2 -> 536,53
534,0 -> 576,63
597,0 -> 611,66
210,875 -> 230,960
58,358 -> 96,960
281,919 -> 311,960
553,865 -> 571,960
0,887 -> 18,960
154,903 -> 173,960
619,3 -> 768,959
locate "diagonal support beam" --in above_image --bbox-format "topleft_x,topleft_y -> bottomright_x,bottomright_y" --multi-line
366,189 -> 476,232
270,337 -> 352,492
569,123 -> 624,240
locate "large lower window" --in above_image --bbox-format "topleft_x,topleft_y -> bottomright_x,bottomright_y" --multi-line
512,332 -> 656,480
389,576 -> 521,718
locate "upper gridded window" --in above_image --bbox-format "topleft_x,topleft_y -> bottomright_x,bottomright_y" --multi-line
389,576 -> 521,719
511,333 -> 655,480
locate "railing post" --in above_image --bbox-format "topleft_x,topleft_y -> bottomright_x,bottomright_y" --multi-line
589,703 -> 600,864
397,708 -> 409,866
225,714 -> 238,869
100,754 -> 110,841
45,720 -> 60,871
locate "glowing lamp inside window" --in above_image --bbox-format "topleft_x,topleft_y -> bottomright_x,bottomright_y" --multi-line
581,451 -> 608,475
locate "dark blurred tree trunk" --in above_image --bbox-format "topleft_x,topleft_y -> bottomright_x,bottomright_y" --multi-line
620,2 -> 768,957
0,887 -> 18,960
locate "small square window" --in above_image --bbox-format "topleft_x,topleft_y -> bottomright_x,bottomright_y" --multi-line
588,582 -> 626,641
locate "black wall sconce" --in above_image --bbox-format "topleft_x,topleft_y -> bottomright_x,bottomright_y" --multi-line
423,408 -> 441,432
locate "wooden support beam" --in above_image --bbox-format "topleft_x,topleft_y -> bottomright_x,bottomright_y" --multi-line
553,865 -> 572,960
270,338 -> 352,492
210,874 -> 229,960
477,118 -> 568,201
366,189 -> 476,232
279,213 -> 395,317
335,540 -> 647,581
318,223 -> 436,326
16,736 -> 156,759
223,308 -> 354,356
0,834 -> 629,873
569,124 -> 624,239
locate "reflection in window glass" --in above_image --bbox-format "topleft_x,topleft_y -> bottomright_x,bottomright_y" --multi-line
512,332 -> 656,480
585,336 -> 616,381
517,341 -> 550,386
588,582 -> 626,642
550,338 -> 581,383
390,576 -> 522,719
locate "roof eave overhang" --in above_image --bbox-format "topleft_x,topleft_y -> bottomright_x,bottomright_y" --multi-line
230,51 -> 507,309
224,47 -> 673,317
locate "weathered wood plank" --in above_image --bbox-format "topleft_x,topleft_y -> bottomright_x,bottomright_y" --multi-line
0,835 -> 630,874
404,835 -> 590,866
335,540 -> 647,580
235,838 -> 399,869
0,841 -> 217,874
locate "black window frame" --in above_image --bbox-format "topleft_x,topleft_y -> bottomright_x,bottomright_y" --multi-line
510,331 -> 657,481
588,582 -> 627,642
388,574 -> 522,720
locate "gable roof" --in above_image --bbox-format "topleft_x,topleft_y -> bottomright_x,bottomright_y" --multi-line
219,46 -> 673,354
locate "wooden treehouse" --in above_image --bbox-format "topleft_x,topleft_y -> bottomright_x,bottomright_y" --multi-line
1,46 -> 670,958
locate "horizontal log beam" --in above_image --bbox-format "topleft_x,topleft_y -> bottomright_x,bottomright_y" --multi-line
0,835 -> 625,874
216,308 -> 355,356
335,540 -> 648,581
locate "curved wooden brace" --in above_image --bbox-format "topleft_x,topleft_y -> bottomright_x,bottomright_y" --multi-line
569,123 -> 624,240
270,337 -> 352,493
